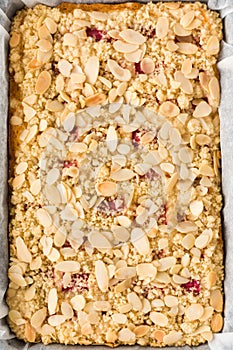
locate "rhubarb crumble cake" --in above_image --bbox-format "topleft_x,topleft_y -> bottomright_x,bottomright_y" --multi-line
7,1 -> 223,347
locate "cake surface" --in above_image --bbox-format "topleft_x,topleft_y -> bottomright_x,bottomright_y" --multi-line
7,1 -> 223,346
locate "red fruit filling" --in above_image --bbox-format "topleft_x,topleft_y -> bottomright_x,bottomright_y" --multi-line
134,62 -> 144,74
86,27 -> 111,42
182,279 -> 201,296
63,160 -> 78,168
97,197 -> 125,214
62,272 -> 89,293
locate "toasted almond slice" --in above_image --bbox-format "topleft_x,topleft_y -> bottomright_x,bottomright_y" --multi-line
181,233 -> 195,250
88,11 -> 108,21
140,57 -> 155,74
61,302 -> 73,319
207,271 -> 217,289
89,231 -> 112,249
210,289 -> 223,312
36,208 -> 52,227
174,23 -> 191,37
173,274 -> 189,285
37,49 -> 53,64
199,163 -> 214,177
152,330 -> 165,342
165,2 -> 180,9
176,221 -> 197,233
23,103 -> 37,121
85,92 -> 106,107
125,49 -> 142,63
106,125 -> 118,152
16,237 -> 32,263
136,263 -> 157,279
159,101 -> 180,117
24,285 -> 36,301
177,42 -> 198,55
209,77 -> 220,105
63,33 -> 78,47
44,17 -> 57,34
110,169 -> 135,181
95,260 -> 109,292
84,56 -> 99,85
108,59 -> 131,82
55,260 -> 80,273
30,179 -> 41,196
206,36 -> 220,55
119,29 -> 146,45
69,142 -> 87,153
46,100 -> 64,112
38,24 -> 52,41
185,18 -> 202,30
16,161 -> 28,175
196,134 -> 211,146
150,311 -> 168,327
156,17 -> 169,39
10,116 -> 22,125
71,73 -> 86,84
48,315 -> 66,327
99,76 -> 112,88
58,59 -> 72,77
10,32 -> 20,48
117,215 -> 131,228
115,267 -> 136,280
8,272 -> 27,287
131,228 -> 150,256
48,288 -> 57,315
31,308 -> 47,329
113,40 -> 138,53
165,172 -> 178,193
164,295 -> 178,308
180,10 -> 195,28
166,40 -> 179,52
71,295 -> 86,311
211,313 -> 223,333
134,325 -> 149,337
37,39 -> 52,52
185,67 -> 199,79
40,324 -> 55,336
30,256 -> 42,270
195,234 -> 209,249
12,173 -> 25,189
28,59 -> 43,69
193,101 -> 212,118
158,257 -> 176,271
93,301 -> 111,311
163,331 -> 182,345
9,310 -> 26,325
35,71 -> 51,94
25,323 -> 36,342
185,303 -> 204,321
127,292 -> 142,311
190,200 -> 203,218
182,59 -> 192,76
118,328 -> 136,343
96,182 -> 117,197
174,71 -> 193,94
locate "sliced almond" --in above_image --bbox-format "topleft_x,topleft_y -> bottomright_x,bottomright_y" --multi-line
166,40 -> 179,52
22,103 -> 37,121
118,328 -> 136,343
10,32 -> 20,47
152,330 -> 165,342
115,267 -> 136,280
177,42 -> 198,55
159,101 -> 180,117
164,295 -> 178,308
180,11 -> 195,28
110,168 -> 135,181
190,200 -> 203,218
113,40 -> 138,53
37,39 -> 52,52
174,71 -> 193,94
181,234 -> 195,250
210,289 -> 223,312
12,174 -> 25,189
71,73 -> 86,84
108,59 -> 131,82
185,18 -> 201,30
10,116 -> 22,125
8,272 -> 27,287
112,226 -> 130,242
85,92 -> 106,107
127,292 -> 142,311
89,231 -> 112,249
58,59 -> 72,77
211,313 -> 223,333
209,76 -> 220,105
196,134 -> 211,146
185,303 -> 204,321
131,228 -> 150,256
156,17 -> 169,39
8,310 -> 25,326
172,274 -> 189,284
36,208 -> 52,227
106,125 -> 118,152
48,288 -> 57,315
119,29 -> 146,45
44,18 -> 57,34
24,285 -> 36,301
136,263 -> 157,279
134,325 -> 149,337
117,216 -> 131,228
84,56 -> 99,85
54,260 -> 80,273
30,256 -> 42,270
16,237 -> 32,263
46,100 -> 64,112
206,36 -> 220,55
163,331 -> 182,345
140,57 -> 155,74
88,11 -> 108,21
96,181 -> 117,197
40,324 -> 55,336
28,59 -> 43,70
193,101 -> 212,118
199,163 -> 214,177
71,295 -> 86,311
125,49 -> 142,63
195,234 -> 209,249
25,323 -> 36,342
38,24 -> 52,41
95,260 -> 109,292
48,315 -> 66,327
69,142 -> 87,153
158,257 -> 176,271
174,23 -> 191,37
176,221 -> 197,233
207,271 -> 217,289
61,302 -> 74,319
150,311 -> 168,327
35,71 -> 51,94
63,33 -> 78,47
31,308 -> 47,329
93,301 -> 111,311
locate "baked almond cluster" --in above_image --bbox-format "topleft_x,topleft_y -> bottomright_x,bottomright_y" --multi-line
8,2 -> 223,347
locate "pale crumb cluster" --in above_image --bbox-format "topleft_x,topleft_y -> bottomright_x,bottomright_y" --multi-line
8,1 -> 223,347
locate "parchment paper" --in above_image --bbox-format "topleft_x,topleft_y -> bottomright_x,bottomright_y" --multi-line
0,0 -> 232,349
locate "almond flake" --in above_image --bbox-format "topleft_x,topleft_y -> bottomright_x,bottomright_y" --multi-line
9,310 -> 26,326
195,234 -> 209,249
118,328 -> 136,343
163,331 -> 182,345
46,100 -> 64,112
185,18 -> 201,30
165,2 -> 180,9
10,116 -> 22,125
28,59 -> 43,70
112,226 -> 130,242
31,308 -> 47,329
110,169 -> 135,181
37,39 -> 52,52
22,103 -> 37,121
211,313 -> 223,333
16,237 -> 32,263
23,94 -> 37,105
93,301 -> 111,311
210,289 -> 223,312
164,295 -> 178,308
156,17 -> 169,39
24,285 -> 36,301
119,29 -> 146,45
150,311 -> 168,326
38,24 -> 52,41
10,32 -> 20,47
85,92 -> 106,107
8,272 -> 27,287
177,221 -> 197,233
95,260 -> 109,292
48,288 -> 57,315
36,208 -> 52,227
71,73 -> 86,84
108,59 -> 131,82
106,125 -> 118,152
35,71 -> 51,94
174,23 -> 191,37
172,274 -> 189,284
98,76 -> 112,88
207,271 -> 217,289
181,11 -> 195,28
140,57 -> 155,74
117,215 -> 131,228
63,33 -> 78,47
159,101 -> 180,117
44,17 -> 57,34
48,315 -> 66,327
206,36 -> 220,55
113,40 -> 138,53
174,71 -> 193,94
30,256 -> 42,270
84,56 -> 99,85
37,49 -> 52,64
199,163 -> 214,177
40,324 -> 55,336
25,323 -> 36,342
89,231 -> 112,249
190,200 -> 203,218
193,101 -> 212,118
131,228 -> 150,256
61,302 -> 73,319
136,263 -> 157,279
185,303 -> 204,321
196,134 -> 211,146
158,257 -> 176,271
209,76 -> 220,105
181,233 -> 195,250
177,42 -> 198,55
54,260 -> 80,273
58,59 -> 72,77
134,325 -> 149,337
71,295 -> 86,311
125,49 -> 142,63
115,267 -> 136,280
152,330 -> 165,342
88,11 -> 108,21
15,162 -> 28,175
112,313 -> 127,324
166,40 -> 178,52
127,292 -> 142,311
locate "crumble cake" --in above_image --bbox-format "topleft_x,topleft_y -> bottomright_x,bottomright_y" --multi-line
7,1 -> 224,346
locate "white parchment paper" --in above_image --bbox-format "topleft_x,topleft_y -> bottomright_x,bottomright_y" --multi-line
0,0 -> 232,349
